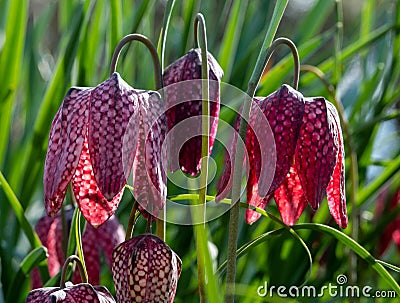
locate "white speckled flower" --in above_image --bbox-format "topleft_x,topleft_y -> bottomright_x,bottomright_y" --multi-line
112,234 -> 182,303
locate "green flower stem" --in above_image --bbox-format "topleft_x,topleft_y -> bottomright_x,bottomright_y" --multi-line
157,0 -> 176,70
125,199 -> 139,241
193,13 -> 213,302
75,210 -> 88,282
109,34 -> 166,240
156,0 -> 176,241
109,34 -> 163,89
224,2 -> 290,300
60,255 -> 88,288
299,64 -> 359,284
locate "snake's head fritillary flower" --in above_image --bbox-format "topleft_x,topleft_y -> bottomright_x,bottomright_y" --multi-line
31,210 -> 125,288
112,234 -> 182,303
163,48 -> 223,176
26,282 -> 116,303
28,255 -> 115,302
376,186 -> 400,255
245,85 -> 305,224
218,85 -> 347,228
44,72 -> 166,225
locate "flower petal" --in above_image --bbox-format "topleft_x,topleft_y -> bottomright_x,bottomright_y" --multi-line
72,135 -> 123,227
32,216 -> 60,288
53,284 -> 115,303
326,102 -> 347,228
44,88 -> 91,216
132,91 -> 167,217
245,119 -> 271,224
258,85 -> 305,196
89,73 -> 137,201
26,287 -> 59,302
163,49 -> 223,175
274,165 -> 308,226
295,97 -> 337,209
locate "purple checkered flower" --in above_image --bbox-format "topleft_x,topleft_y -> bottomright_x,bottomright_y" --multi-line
163,48 -> 223,176
218,85 -> 347,228
44,72 -> 166,226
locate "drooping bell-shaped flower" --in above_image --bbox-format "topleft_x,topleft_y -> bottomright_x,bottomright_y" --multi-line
44,72 -> 166,226
27,256 -> 116,303
112,234 -> 182,303
376,186 -> 400,255
245,85 -> 305,224
163,48 -> 223,176
26,283 -> 116,303
31,209 -> 125,288
218,84 -> 348,228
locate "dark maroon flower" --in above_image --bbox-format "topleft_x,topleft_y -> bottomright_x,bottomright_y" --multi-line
27,256 -> 115,303
31,210 -> 125,288
376,186 -> 400,255
26,283 -> 116,303
163,48 -> 223,176
218,85 -> 348,228
44,72 -> 166,225
112,234 -> 182,302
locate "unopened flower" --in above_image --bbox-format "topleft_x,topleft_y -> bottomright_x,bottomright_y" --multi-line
44,72 -> 166,225
112,234 -> 182,302
31,209 -> 124,288
218,84 -> 347,228
163,48 -> 223,176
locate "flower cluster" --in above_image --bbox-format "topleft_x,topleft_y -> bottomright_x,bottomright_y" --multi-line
34,22 -> 349,300
37,40 -> 222,300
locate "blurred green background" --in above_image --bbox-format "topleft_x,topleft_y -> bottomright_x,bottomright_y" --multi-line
0,0 -> 400,302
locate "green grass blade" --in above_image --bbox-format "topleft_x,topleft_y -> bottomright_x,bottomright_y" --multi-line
157,0 -> 176,70
293,223 -> 400,295
180,0 -> 197,55
295,0 -> 334,44
300,23 -> 396,86
5,246 -> 47,302
218,0 -> 249,81
19,0 -> 94,204
0,0 -> 28,167
110,0 -> 122,56
0,171 -> 41,248
357,156 -> 400,206
360,0 -> 374,39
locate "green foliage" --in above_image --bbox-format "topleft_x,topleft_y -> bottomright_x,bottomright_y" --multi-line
0,0 -> 400,302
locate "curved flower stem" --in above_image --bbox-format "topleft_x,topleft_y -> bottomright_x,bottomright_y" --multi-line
60,255 -> 87,288
157,0 -> 176,70
125,199 -> 138,241
192,13 -> 212,302
109,34 -> 163,90
225,38 -> 298,303
110,34 -> 166,240
300,64 -> 359,283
